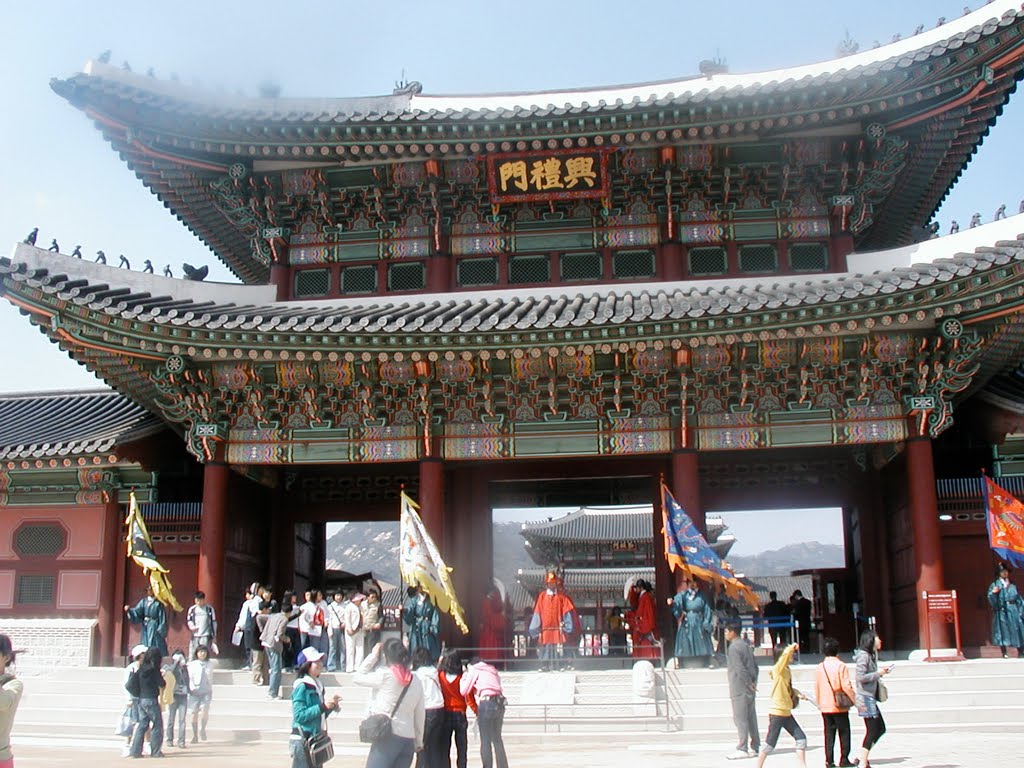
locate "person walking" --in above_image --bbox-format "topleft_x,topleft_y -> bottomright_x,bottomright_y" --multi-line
854,631 -> 893,768
412,647 -> 444,768
814,638 -> 857,768
438,649 -> 470,768
755,642 -> 807,768
460,656 -> 508,768
129,646 -> 166,758
187,591 -> 218,660
0,634 -> 24,768
164,650 -> 188,748
354,639 -> 426,768
289,647 -> 341,768
261,599 -> 288,700
987,563 -> 1024,658
234,583 -> 261,671
762,592 -> 790,648
187,644 -> 213,743
120,644 -> 147,756
724,622 -> 759,760
253,600 -> 271,685
790,591 -> 813,654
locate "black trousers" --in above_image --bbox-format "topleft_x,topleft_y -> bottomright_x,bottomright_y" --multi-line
415,709 -> 445,768
822,712 -> 851,765
862,713 -> 886,750
440,709 -> 468,768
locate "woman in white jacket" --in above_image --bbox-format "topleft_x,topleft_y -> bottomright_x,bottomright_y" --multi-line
354,639 -> 425,768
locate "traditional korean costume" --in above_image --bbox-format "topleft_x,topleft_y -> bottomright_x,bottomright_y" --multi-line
672,588 -> 714,659
403,592 -> 441,659
988,577 -> 1024,651
126,595 -> 169,656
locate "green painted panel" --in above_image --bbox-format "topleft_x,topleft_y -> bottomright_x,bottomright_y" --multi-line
512,420 -> 600,457
768,410 -> 835,447
514,230 -> 595,252
291,428 -> 353,463
733,221 -> 779,241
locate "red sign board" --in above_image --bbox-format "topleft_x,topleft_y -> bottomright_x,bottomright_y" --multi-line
922,590 -> 965,662
486,149 -> 610,205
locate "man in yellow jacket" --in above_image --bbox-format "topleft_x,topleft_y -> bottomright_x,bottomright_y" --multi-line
756,643 -> 808,768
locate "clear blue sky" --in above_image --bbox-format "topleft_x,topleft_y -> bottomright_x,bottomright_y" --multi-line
2,1 -> 1021,393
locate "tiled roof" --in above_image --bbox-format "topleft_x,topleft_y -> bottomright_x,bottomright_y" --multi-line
0,388 -> 163,460
521,505 -> 729,543
743,575 -> 815,607
4,217 -> 1024,337
518,566 -> 654,593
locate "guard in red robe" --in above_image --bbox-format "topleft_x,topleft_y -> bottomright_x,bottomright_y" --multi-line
630,580 -> 660,659
478,587 -> 507,665
529,572 -> 576,670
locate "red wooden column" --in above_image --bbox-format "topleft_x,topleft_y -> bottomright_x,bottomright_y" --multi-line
671,448 -> 705,537
418,458 -> 446,550
198,447 -> 230,627
906,433 -> 950,648
660,242 -> 684,281
97,489 -> 121,665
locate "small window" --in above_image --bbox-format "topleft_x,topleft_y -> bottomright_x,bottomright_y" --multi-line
13,524 -> 66,557
789,243 -> 829,272
688,247 -> 728,276
16,574 -> 55,605
612,250 -> 655,280
738,244 -> 778,273
293,268 -> 331,297
508,255 -> 550,285
457,258 -> 499,287
560,252 -> 603,282
387,262 -> 426,292
341,265 -> 378,294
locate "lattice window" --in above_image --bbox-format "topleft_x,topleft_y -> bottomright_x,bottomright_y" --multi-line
612,250 -> 655,280
560,251 -> 603,282
789,243 -> 829,272
16,574 -> 54,605
457,258 -> 499,287
341,265 -> 378,294
293,268 -> 331,297
688,247 -> 728,276
387,262 -> 426,292
738,244 -> 778,273
508,255 -> 550,285
13,524 -> 66,556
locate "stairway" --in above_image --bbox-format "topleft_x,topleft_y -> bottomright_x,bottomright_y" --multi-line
13,658 -> 1024,747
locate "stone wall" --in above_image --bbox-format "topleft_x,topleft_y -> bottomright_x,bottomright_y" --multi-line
0,617 -> 96,675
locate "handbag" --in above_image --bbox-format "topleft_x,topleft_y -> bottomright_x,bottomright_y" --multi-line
877,678 -> 888,703
358,678 -> 411,744
305,730 -> 335,767
115,705 -> 135,737
825,664 -> 853,709
788,681 -> 800,709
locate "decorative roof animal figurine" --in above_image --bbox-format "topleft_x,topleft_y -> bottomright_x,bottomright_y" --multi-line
97,50 -> 111,63
182,263 -> 208,282
949,221 -> 959,234
95,250 -> 106,264
23,228 -> 38,245
143,259 -> 154,273
995,204 -> 1007,221
163,265 -> 173,278
71,245 -> 82,258
48,239 -> 59,252
118,254 -> 130,269
698,56 -> 728,78
970,212 -> 982,228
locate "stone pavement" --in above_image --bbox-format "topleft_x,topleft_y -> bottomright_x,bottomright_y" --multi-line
12,727 -> 1014,767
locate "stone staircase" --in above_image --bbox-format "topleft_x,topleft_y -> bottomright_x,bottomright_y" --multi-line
13,658 -> 1024,748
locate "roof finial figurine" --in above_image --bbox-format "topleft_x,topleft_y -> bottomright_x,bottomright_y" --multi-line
48,239 -> 60,252
698,54 -> 729,78
950,220 -> 960,234
121,61 -> 131,72
97,49 -> 111,64
1019,199 -> 1024,214
970,212 -> 982,228
71,245 -> 82,258
182,263 -> 208,282
23,228 -> 38,245
995,204 -> 1007,221
146,67 -> 155,78
118,254 -> 130,269
963,6 -> 972,16
928,221 -> 940,238
872,40 -> 881,49
837,30 -> 859,57
95,250 -> 106,264
914,24 -> 925,35
937,16 -> 946,27
891,33 -> 902,43
163,265 -> 173,278
143,259 -> 154,273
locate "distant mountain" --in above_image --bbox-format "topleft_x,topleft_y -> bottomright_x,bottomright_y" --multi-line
493,521 -> 537,593
326,522 -> 400,586
727,542 -> 845,577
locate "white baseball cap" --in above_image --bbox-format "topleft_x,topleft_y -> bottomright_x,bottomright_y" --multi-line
297,646 -> 326,665
131,644 -> 148,659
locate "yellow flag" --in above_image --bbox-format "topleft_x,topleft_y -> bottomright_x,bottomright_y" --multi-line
399,491 -> 468,634
125,492 -> 183,612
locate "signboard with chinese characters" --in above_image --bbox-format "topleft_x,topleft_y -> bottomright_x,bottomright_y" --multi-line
487,149 -> 609,204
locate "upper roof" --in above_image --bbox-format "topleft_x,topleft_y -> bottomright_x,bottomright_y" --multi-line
0,387 -> 164,460
47,1 -> 1024,281
521,505 -> 728,543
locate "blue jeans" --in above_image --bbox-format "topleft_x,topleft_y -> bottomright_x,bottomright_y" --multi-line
477,698 -> 508,768
267,647 -> 283,697
130,697 -> 164,757
366,731 -> 415,768
290,736 -> 311,768
328,630 -> 345,672
167,694 -> 187,744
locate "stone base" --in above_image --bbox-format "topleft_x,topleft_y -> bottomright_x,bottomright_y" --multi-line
678,655 -> 711,669
907,647 -> 966,662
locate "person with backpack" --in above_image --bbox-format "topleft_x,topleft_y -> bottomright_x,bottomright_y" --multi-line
187,591 -> 218,660
128,646 -> 166,758
164,650 -> 188,748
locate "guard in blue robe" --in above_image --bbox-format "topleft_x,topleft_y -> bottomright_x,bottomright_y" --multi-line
988,564 -> 1024,656
402,587 -> 440,659
125,588 -> 169,657
672,581 -> 714,662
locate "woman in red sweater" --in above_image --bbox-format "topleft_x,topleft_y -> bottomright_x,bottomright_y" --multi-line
438,650 -> 472,768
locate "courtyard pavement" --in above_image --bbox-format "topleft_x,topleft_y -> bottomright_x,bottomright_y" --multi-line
13,727 -> 1009,767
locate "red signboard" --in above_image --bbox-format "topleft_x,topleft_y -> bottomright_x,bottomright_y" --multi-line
486,148 -> 610,205
922,589 -> 965,662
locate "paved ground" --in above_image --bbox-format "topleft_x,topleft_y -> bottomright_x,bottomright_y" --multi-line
13,727 -> 1011,767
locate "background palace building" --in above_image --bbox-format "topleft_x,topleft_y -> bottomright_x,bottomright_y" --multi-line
3,2 -> 1024,665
